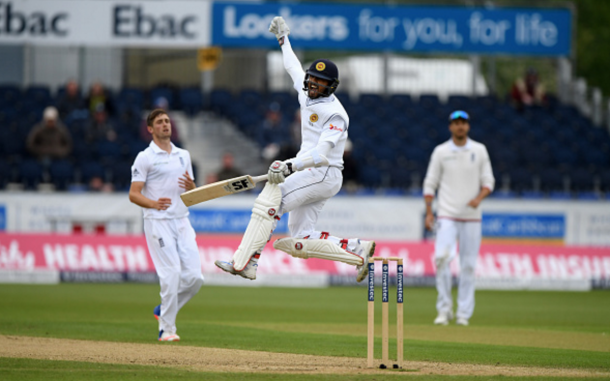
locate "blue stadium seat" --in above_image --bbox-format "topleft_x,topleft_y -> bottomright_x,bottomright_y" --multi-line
576,191 -> 602,200
359,165 -> 382,188
179,88 -> 204,116
569,167 -> 594,192
97,140 -> 123,163
25,85 -> 51,106
79,161 -> 106,185
0,85 -> 22,106
418,94 -> 440,110
521,190 -> 544,199
18,160 -> 44,190
549,191 -> 572,200
118,88 -> 144,108
509,167 -> 534,192
538,168 -> 565,192
110,161 -> 132,191
0,160 -> 13,188
209,89 -> 233,114
49,160 -> 75,191
359,93 -> 384,110
149,87 -> 174,109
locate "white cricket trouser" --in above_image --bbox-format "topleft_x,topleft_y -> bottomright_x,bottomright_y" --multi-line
434,218 -> 481,320
279,166 -> 342,238
144,217 -> 204,335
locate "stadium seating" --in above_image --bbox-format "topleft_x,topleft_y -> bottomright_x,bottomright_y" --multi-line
4,84 -> 610,198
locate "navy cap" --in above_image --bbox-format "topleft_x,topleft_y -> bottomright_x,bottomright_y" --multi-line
449,110 -> 469,121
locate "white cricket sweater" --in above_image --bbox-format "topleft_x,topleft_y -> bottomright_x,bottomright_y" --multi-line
423,138 -> 495,220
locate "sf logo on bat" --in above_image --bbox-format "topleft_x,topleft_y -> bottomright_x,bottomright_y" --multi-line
224,176 -> 254,193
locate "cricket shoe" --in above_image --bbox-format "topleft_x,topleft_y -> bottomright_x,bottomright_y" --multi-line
214,259 -> 258,280
456,317 -> 469,326
355,240 -> 376,283
158,330 -> 180,342
153,304 -> 160,321
434,311 -> 454,326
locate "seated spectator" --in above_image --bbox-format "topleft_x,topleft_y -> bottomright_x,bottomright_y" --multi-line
139,97 -> 180,144
57,79 -> 85,119
86,81 -> 114,116
85,104 -> 117,143
216,152 -> 243,181
258,102 -> 291,150
26,106 -> 72,162
88,175 -> 114,192
510,68 -> 546,110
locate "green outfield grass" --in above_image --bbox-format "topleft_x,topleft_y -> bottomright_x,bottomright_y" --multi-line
0,284 -> 608,380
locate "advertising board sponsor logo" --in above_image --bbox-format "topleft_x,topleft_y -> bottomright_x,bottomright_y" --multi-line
213,2 -> 571,55
0,205 -> 5,230
189,209 -> 288,233
482,213 -> 565,238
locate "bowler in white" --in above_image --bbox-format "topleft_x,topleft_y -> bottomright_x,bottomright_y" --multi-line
129,109 -> 203,342
423,110 -> 494,326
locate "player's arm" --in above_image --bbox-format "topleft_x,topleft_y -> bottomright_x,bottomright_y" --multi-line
129,181 -> 171,211
423,148 -> 442,230
468,147 -> 495,208
269,16 -> 304,93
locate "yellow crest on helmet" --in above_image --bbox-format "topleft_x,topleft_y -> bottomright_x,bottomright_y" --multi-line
316,62 -> 326,71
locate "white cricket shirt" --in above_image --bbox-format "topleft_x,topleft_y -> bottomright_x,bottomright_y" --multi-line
281,36 -> 349,169
423,138 -> 495,220
131,141 -> 194,219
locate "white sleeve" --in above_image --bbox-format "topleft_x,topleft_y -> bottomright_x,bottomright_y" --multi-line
423,148 -> 442,196
131,152 -> 149,183
318,115 -> 347,148
290,141 -> 332,171
281,36 -> 305,94
480,146 -> 495,192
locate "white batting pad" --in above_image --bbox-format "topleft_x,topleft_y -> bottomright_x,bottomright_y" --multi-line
273,238 -> 364,266
232,182 -> 282,271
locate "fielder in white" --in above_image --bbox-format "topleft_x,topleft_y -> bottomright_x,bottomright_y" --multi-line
129,109 -> 204,342
423,110 -> 494,326
215,16 -> 375,282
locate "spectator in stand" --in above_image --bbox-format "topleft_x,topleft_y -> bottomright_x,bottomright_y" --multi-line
140,97 -> 180,144
86,81 -> 114,116
510,68 -> 546,110
56,79 -> 85,119
88,175 -> 114,192
216,152 -> 243,181
26,106 -> 72,162
85,104 -> 117,143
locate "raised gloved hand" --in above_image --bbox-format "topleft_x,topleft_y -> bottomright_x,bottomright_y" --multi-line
268,160 -> 293,184
268,16 -> 290,40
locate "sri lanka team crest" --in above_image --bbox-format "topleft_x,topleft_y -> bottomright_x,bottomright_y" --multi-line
316,62 -> 325,71
309,114 -> 318,123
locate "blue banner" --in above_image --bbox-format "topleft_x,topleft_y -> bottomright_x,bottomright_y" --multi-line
0,205 -> 5,231
212,2 -> 571,56
189,209 -> 289,234
482,214 -> 565,238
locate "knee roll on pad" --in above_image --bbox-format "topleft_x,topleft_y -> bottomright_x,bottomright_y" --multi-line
273,238 -> 363,266
233,183 -> 282,271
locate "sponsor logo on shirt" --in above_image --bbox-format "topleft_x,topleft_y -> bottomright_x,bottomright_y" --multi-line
179,157 -> 185,167
158,238 -> 165,248
132,168 -> 139,176
329,124 -> 343,132
154,161 -> 169,166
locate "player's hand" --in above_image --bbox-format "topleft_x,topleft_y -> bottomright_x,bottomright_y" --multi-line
155,198 -> 172,211
467,198 -> 481,208
425,213 -> 435,231
269,16 -> 290,40
268,160 -> 293,184
179,171 -> 195,191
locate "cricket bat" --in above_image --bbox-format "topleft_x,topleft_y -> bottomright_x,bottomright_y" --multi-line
180,174 -> 268,206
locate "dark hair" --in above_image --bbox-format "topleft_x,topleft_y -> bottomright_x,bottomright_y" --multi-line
147,109 -> 168,127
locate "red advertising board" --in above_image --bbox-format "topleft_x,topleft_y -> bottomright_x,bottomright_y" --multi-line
1,233 -> 609,284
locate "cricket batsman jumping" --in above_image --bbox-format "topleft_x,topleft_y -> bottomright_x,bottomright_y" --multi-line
215,16 -> 376,282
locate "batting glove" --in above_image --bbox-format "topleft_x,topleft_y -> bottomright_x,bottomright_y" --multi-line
269,16 -> 290,40
268,160 -> 293,184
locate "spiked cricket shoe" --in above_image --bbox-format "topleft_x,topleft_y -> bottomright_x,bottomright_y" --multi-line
434,311 -> 454,325
158,330 -> 180,342
214,260 -> 257,280
153,304 -> 160,321
356,240 -> 376,283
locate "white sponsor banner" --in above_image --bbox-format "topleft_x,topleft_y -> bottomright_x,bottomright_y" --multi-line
0,0 -> 211,47
1,192 -> 610,246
